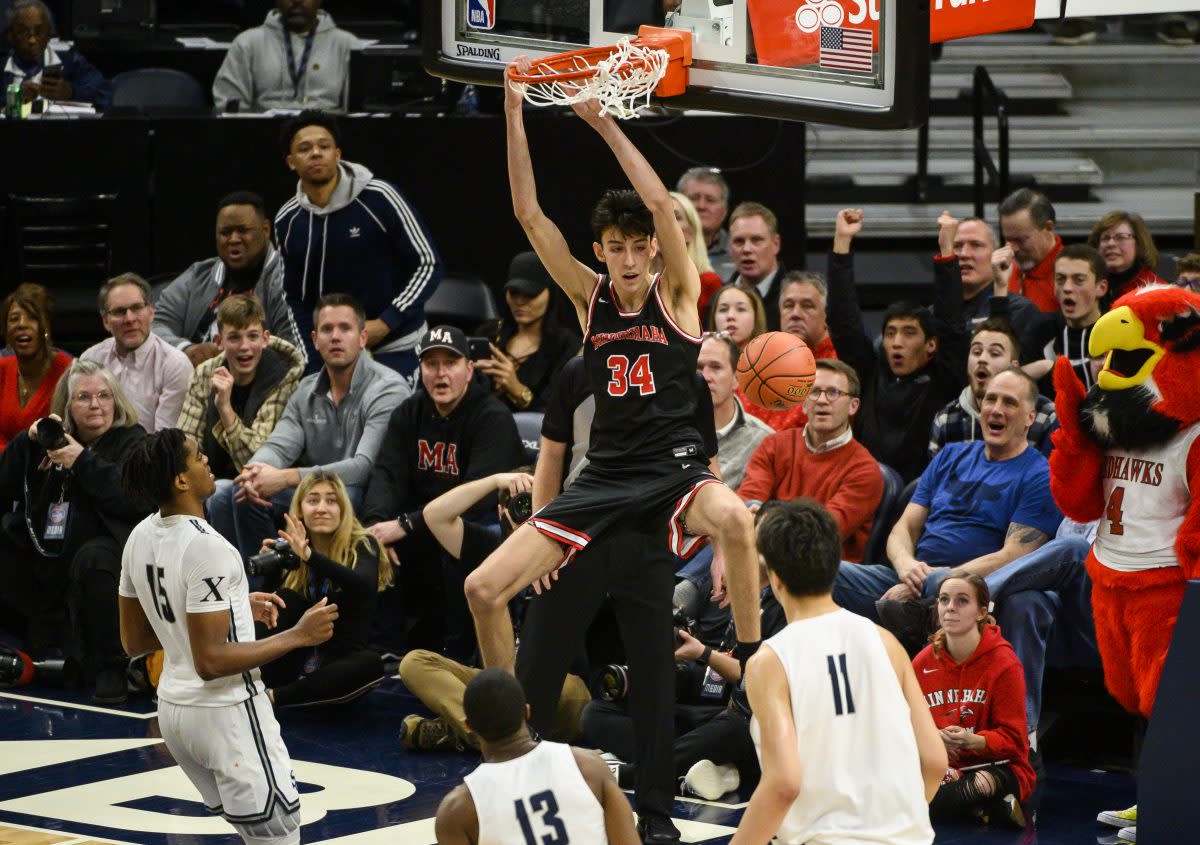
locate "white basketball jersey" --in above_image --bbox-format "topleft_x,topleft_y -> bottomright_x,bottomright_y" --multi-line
1094,422 -> 1200,572
119,513 -> 263,707
463,742 -> 606,845
752,609 -> 933,845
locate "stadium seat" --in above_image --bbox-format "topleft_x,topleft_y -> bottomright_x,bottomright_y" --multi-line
5,193 -> 116,353
512,411 -> 543,465
112,69 -> 208,114
862,468 -> 915,565
423,273 -> 498,332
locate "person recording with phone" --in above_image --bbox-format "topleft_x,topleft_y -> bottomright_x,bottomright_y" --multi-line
398,469 -> 592,752
252,470 -> 389,709
2,1 -> 113,110
474,251 -> 581,412
0,360 -> 151,704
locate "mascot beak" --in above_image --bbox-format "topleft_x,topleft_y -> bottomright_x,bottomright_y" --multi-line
1090,305 -> 1165,391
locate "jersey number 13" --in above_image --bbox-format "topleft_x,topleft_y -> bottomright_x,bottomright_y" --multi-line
514,790 -> 567,845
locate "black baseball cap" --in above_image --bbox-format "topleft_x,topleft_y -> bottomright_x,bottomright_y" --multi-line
416,325 -> 469,359
503,251 -> 553,297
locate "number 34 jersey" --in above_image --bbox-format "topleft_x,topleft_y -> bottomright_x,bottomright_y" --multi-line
120,512 -> 263,707
464,741 -> 606,845
583,274 -> 705,466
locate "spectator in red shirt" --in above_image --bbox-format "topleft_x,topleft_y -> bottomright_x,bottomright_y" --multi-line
999,189 -> 1062,313
1087,210 -> 1167,301
0,283 -> 72,453
914,571 -> 1036,827
738,359 -> 882,563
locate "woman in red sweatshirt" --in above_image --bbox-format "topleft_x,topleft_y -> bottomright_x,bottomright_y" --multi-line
913,570 -> 1036,828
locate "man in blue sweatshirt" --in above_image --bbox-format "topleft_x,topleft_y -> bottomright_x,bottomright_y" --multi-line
275,111 -> 443,380
3,1 -> 112,110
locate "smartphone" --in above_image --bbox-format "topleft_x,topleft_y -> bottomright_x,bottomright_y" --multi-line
467,337 -> 492,361
41,64 -> 63,81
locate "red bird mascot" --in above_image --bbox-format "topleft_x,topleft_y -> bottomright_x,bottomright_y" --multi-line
1050,285 -> 1200,722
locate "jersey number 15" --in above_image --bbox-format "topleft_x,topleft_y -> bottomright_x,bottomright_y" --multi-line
146,565 -> 176,623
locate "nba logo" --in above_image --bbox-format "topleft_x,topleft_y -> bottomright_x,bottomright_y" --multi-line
466,0 -> 496,30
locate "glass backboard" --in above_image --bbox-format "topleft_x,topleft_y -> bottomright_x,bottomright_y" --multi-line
422,0 -> 931,128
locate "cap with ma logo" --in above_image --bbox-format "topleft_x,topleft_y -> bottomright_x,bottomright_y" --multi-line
417,325 -> 469,359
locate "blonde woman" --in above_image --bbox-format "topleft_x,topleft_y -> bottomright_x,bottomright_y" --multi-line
257,470 -> 390,708
665,192 -> 724,313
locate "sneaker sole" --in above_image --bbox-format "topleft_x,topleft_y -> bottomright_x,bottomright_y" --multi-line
683,761 -> 739,801
1097,811 -> 1136,828
1053,33 -> 1098,45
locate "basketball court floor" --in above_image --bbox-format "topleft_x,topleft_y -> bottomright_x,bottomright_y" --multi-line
1,677 -> 1138,845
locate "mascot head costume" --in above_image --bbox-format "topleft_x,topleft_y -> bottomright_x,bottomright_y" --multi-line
1050,284 -> 1200,719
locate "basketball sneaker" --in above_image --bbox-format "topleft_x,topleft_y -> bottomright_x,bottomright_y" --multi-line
681,760 -> 740,801
1117,826 -> 1136,843
1098,805 -> 1137,828
399,715 -> 461,752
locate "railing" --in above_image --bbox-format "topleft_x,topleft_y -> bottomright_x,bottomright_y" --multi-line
972,65 -> 1010,219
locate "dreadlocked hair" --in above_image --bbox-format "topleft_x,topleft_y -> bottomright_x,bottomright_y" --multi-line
122,428 -> 190,505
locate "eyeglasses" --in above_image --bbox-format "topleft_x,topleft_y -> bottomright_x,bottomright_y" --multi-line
104,302 -> 148,320
72,390 -> 114,406
1176,276 -> 1200,290
808,387 -> 853,401
1098,233 -> 1135,245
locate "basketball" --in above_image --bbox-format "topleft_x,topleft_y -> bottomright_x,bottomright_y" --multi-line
736,331 -> 817,410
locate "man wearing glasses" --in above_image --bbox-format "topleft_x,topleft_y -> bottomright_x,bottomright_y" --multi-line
1175,253 -> 1200,291
81,273 -> 194,433
738,359 -> 883,564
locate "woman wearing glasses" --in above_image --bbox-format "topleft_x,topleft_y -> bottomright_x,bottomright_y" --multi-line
1087,210 -> 1166,301
0,359 -> 153,704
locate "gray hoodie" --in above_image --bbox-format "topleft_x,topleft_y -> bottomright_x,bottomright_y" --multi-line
213,10 -> 357,113
151,244 -> 304,357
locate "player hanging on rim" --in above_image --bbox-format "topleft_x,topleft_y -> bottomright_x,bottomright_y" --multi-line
464,58 -> 762,676
119,430 -> 339,845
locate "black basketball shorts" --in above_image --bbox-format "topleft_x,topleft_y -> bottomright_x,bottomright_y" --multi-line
529,457 -> 722,569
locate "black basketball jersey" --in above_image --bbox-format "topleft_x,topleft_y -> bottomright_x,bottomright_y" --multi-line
582,274 -> 705,466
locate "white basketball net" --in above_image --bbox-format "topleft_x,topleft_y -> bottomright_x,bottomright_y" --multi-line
511,37 -> 670,120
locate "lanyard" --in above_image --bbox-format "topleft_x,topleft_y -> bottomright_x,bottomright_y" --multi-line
283,28 -> 317,100
22,465 -> 69,558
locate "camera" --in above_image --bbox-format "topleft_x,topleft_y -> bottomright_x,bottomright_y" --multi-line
595,660 -> 702,703
246,538 -> 301,579
672,606 -> 696,647
506,491 -> 533,525
35,417 -> 68,450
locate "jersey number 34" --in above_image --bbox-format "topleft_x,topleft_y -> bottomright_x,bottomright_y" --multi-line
606,354 -> 656,397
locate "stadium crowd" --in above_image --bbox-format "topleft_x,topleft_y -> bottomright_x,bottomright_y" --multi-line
4,6 -> 1199,841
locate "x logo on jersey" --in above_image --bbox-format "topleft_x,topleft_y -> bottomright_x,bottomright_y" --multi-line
199,577 -> 225,602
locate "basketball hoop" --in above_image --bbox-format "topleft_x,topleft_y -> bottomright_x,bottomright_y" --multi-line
506,26 -> 692,120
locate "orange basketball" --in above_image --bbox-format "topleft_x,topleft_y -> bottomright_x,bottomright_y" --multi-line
736,331 -> 817,410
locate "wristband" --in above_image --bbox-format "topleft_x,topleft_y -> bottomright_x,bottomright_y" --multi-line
397,513 -> 415,536
700,645 -> 713,666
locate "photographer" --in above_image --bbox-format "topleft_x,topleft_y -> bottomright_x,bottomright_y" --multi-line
0,360 -> 152,704
579,509 -> 788,802
398,469 -> 592,751
253,471 -> 388,709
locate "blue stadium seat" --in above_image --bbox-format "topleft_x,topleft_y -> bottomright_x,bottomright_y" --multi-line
112,69 -> 207,114
423,273 -> 498,332
512,411 -> 543,465
861,466 -> 913,565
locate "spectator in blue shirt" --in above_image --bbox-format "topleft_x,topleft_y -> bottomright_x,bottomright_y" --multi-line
2,0 -> 112,110
835,366 -> 1094,737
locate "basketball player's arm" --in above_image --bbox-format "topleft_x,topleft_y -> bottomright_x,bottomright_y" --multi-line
188,598 -> 337,682
533,436 -> 566,511
729,648 -> 801,845
956,521 -> 1051,578
572,749 -> 641,845
433,784 -> 479,845
577,107 -> 701,314
881,628 -> 948,801
505,64 -> 597,318
118,595 -> 162,656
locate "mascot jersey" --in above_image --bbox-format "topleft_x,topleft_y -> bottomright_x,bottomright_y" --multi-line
1050,284 -> 1200,720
